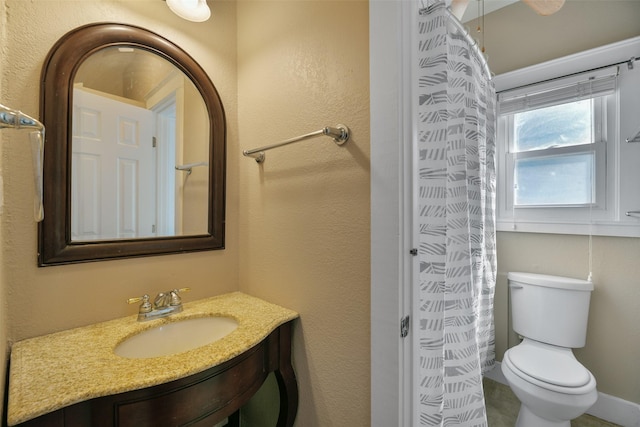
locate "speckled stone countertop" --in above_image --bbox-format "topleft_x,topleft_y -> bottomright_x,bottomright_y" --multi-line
7,292 -> 298,426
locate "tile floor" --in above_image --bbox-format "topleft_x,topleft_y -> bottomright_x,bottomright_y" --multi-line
483,378 -> 621,427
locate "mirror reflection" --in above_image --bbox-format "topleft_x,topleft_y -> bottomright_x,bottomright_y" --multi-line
72,47 -> 209,241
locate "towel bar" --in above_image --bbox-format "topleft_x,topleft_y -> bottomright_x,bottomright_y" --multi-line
243,124 -> 350,163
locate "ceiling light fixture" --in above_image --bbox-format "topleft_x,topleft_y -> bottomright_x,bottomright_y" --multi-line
522,0 -> 565,16
166,0 -> 211,22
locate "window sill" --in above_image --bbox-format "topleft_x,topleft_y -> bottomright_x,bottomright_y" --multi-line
496,219 -> 640,238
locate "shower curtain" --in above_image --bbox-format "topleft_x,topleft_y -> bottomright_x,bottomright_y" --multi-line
415,2 -> 497,426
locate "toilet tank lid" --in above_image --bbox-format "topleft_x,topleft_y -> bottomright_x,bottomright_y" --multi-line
508,272 -> 594,291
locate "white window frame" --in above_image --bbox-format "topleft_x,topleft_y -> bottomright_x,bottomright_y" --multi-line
498,93 -> 614,224
494,36 -> 640,237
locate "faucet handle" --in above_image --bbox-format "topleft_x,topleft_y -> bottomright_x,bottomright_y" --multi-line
127,294 -> 152,313
169,287 -> 191,306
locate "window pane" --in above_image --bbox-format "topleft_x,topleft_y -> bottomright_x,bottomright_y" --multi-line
513,99 -> 592,152
514,153 -> 594,206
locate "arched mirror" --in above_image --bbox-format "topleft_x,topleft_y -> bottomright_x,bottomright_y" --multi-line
38,23 -> 226,266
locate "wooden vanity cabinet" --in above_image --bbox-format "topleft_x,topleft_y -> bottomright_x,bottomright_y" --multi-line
13,322 -> 297,427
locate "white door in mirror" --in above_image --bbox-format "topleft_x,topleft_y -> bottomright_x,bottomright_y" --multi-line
72,87 -> 155,240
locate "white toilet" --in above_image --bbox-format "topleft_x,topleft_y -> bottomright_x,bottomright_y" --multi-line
502,272 -> 598,427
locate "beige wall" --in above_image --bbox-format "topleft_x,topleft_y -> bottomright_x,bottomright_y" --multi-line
1,0 -> 370,424
470,0 -> 640,75
237,1 -> 370,425
182,79 -> 210,234
479,1 -> 640,404
0,0 -> 7,413
1,0 -> 239,341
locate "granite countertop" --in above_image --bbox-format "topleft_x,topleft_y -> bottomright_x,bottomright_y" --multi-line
7,292 -> 298,426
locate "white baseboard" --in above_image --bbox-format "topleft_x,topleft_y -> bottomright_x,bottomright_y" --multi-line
588,392 -> 640,427
484,362 -> 640,427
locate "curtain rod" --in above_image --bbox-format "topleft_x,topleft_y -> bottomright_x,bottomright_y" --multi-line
497,56 -> 636,95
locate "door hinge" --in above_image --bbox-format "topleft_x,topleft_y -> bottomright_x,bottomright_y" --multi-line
409,248 -> 418,256
400,315 -> 410,338
152,224 -> 156,233
152,136 -> 157,148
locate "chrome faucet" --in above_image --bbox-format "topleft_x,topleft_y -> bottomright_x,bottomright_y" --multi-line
128,287 -> 191,321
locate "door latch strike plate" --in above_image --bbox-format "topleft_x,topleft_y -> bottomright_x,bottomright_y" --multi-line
400,315 -> 410,338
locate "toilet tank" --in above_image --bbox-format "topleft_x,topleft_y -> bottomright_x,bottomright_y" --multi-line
508,272 -> 594,348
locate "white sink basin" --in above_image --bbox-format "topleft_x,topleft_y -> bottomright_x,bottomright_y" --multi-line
114,317 -> 238,359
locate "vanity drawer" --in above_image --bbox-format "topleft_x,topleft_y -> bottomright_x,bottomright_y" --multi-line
115,343 -> 268,426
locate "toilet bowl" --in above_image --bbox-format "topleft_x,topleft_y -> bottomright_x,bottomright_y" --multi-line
503,272 -> 598,427
502,339 -> 598,427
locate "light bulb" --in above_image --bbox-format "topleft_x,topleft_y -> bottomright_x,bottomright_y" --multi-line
166,0 -> 211,22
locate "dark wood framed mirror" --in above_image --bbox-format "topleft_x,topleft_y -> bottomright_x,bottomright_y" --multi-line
38,23 -> 226,266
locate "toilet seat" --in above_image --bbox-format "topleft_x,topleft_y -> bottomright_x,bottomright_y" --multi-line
504,341 -> 596,395
509,340 -> 590,387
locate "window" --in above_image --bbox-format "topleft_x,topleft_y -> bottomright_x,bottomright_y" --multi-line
497,67 -> 617,230
494,37 -> 640,237
510,98 -> 603,208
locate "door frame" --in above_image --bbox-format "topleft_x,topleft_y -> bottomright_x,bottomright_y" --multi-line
370,0 -> 417,425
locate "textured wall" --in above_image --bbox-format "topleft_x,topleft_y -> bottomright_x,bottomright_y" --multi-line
481,1 -> 640,404
0,0 -> 7,415
2,0 -> 370,424
237,1 -> 371,425
468,0 -> 640,75
1,0 -> 239,340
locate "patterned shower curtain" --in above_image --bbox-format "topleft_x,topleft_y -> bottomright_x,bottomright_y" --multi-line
415,2 -> 497,426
